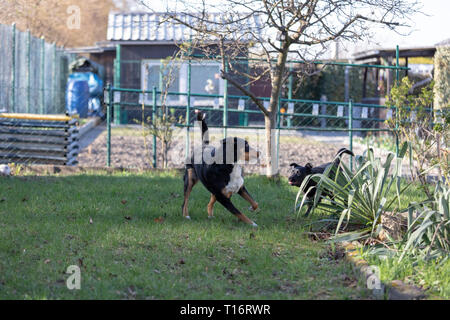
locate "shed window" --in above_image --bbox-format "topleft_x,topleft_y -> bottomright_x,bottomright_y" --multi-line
141,60 -> 224,106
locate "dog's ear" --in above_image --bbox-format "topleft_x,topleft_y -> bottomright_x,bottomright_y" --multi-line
305,163 -> 313,170
290,163 -> 299,167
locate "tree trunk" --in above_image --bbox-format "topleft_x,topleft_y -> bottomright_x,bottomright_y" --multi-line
264,112 -> 277,177
264,43 -> 289,178
162,141 -> 167,169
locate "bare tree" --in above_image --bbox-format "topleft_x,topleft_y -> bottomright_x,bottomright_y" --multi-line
139,0 -> 420,177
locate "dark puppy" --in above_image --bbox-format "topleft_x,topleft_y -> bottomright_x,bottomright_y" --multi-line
182,110 -> 260,226
288,148 -> 354,216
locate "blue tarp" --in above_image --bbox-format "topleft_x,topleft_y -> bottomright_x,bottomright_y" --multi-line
66,72 -> 104,118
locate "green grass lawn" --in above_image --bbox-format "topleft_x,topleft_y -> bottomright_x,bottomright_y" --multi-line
0,171 -> 371,300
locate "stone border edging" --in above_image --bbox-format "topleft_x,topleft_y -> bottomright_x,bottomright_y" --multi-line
341,241 -> 427,300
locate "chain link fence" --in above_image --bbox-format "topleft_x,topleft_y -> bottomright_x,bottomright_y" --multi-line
72,52 -> 439,175
101,85 -> 404,175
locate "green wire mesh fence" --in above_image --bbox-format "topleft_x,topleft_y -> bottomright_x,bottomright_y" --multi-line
102,46 -> 439,173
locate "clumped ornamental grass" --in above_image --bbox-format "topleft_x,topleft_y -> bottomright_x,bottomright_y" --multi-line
295,145 -> 408,241
0,171 -> 368,300
294,144 -> 449,298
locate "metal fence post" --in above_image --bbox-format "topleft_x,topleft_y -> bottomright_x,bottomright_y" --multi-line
40,37 -> 45,114
114,44 -> 121,124
287,65 -> 293,128
52,42 -> 57,113
107,84 -> 112,167
276,96 -> 281,175
223,60 -> 228,138
395,45 -> 400,157
349,99 -> 353,171
11,23 -> 16,113
152,86 -> 157,168
26,30 -> 31,113
186,54 -> 191,161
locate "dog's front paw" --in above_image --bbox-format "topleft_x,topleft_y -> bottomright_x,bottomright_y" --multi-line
184,216 -> 191,220
248,204 -> 259,212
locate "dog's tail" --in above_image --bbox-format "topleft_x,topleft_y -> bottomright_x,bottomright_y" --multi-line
333,148 -> 354,166
195,109 -> 209,145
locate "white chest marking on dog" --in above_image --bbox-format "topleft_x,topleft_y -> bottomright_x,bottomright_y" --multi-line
225,165 -> 244,194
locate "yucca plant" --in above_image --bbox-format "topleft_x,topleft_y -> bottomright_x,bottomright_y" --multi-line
398,182 -> 450,262
296,143 -> 409,242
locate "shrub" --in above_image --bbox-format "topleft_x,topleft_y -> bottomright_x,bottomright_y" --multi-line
385,77 -> 449,193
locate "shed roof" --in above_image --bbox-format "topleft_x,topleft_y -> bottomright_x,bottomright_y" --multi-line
353,46 -> 437,61
107,12 -> 264,42
436,38 -> 450,47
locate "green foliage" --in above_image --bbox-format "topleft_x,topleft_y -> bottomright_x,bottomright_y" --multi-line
293,70 -> 322,100
399,182 -> 450,263
294,65 -> 369,102
295,144 -> 408,242
434,46 -> 450,110
385,77 -> 449,190
385,77 -> 434,129
319,66 -> 364,102
290,65 -> 368,128
363,182 -> 450,292
363,251 -> 450,298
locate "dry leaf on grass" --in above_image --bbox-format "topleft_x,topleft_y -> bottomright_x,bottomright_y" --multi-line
154,217 -> 164,223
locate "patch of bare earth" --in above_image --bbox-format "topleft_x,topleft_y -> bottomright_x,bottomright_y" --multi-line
78,127 -> 359,176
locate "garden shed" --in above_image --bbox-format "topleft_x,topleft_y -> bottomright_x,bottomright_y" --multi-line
353,46 -> 437,105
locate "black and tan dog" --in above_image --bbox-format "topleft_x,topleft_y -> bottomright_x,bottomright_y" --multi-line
288,148 -> 354,216
182,110 -> 260,226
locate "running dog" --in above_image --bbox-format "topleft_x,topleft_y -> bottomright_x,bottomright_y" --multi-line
288,148 -> 354,216
182,110 -> 260,226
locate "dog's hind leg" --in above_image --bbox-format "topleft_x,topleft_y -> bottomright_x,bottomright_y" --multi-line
207,194 -> 216,218
215,191 -> 257,227
238,186 -> 259,212
182,168 -> 198,219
